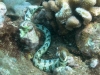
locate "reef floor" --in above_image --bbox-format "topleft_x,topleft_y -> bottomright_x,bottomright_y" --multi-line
0,32 -> 95,75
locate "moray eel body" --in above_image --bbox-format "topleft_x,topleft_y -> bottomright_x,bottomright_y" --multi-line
33,24 -> 59,72
24,5 -> 60,72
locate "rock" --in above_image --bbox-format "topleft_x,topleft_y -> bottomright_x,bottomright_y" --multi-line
76,22 -> 100,57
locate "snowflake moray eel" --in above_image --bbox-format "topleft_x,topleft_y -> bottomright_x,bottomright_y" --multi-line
23,6 -> 63,72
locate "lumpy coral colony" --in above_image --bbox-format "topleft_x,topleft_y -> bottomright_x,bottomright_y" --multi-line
0,0 -> 100,74
41,0 -> 100,30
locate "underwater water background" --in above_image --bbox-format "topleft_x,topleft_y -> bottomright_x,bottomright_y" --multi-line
0,0 -> 100,75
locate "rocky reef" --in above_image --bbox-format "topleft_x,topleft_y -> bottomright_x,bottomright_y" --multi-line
76,22 -> 100,57
0,0 -> 100,75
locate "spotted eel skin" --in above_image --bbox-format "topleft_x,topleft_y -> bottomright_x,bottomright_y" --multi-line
24,6 -> 60,72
